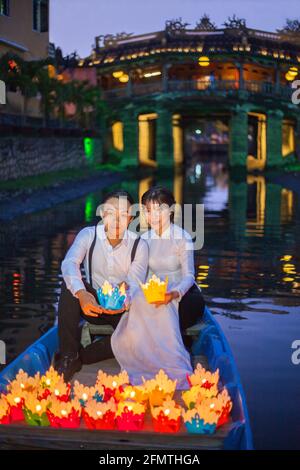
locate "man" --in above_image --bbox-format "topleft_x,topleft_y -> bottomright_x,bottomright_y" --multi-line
54,190 -> 148,381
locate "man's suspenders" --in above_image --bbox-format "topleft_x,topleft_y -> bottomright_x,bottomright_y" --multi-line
87,223 -> 140,286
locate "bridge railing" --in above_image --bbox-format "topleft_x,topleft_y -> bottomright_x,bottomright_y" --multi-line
103,79 -> 293,100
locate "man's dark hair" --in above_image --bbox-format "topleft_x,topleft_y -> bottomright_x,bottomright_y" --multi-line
102,189 -> 134,206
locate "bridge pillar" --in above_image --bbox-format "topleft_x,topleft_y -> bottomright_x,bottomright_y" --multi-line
266,110 -> 284,168
120,109 -> 138,166
229,106 -> 248,167
156,107 -> 174,167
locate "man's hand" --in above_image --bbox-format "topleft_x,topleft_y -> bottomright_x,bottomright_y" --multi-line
152,291 -> 180,308
100,306 -> 126,315
76,289 -> 102,317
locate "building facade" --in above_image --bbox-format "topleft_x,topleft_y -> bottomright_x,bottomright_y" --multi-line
0,0 -> 50,60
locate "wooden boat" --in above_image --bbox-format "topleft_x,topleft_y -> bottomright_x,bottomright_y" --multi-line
0,307 -> 253,450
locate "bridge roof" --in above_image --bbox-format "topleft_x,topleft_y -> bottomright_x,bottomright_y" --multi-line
78,28 -> 300,69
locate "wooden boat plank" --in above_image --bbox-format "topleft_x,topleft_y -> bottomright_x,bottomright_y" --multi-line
0,421 -> 230,450
87,320 -> 205,337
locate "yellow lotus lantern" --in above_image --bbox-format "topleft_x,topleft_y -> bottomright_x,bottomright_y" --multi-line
5,385 -> 26,406
73,381 -> 97,405
96,370 -> 129,401
23,393 -> 50,426
140,274 -> 168,303
151,398 -> 182,420
5,385 -> 27,421
85,398 -> 117,420
40,366 -> 62,390
187,363 -> 219,397
142,369 -> 177,406
198,388 -> 233,428
8,369 -> 40,393
115,384 -> 149,404
182,384 -> 206,409
24,394 -> 48,415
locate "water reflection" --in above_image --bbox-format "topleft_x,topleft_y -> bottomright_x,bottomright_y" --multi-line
0,162 -> 300,448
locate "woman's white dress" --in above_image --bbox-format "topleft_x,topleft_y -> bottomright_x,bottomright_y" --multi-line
111,223 -> 195,390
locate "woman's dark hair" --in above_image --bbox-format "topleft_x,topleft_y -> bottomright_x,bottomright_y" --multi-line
102,189 -> 134,206
141,186 -> 176,223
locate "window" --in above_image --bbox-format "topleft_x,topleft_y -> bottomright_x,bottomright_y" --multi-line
0,0 -> 10,16
33,0 -> 48,32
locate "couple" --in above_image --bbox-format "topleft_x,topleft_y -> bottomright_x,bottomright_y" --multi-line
55,186 -> 205,389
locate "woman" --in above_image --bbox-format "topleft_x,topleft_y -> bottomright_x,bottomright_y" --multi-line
111,187 -> 204,389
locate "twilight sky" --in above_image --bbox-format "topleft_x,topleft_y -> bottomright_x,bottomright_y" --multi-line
50,0 -> 299,57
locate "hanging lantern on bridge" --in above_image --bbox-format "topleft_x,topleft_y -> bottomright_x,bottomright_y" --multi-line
119,73 -> 129,83
198,56 -> 210,67
285,66 -> 298,81
112,70 -> 124,79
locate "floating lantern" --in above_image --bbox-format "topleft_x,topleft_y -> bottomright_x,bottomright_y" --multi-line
5,385 -> 26,421
39,366 -> 62,398
199,389 -> 232,428
23,394 -> 50,426
151,399 -> 182,433
46,397 -> 81,428
140,275 -> 169,303
83,398 -> 117,430
0,396 -> 10,425
8,369 -> 40,394
142,370 -> 177,406
181,385 -> 206,410
116,401 -> 146,431
182,403 -> 219,434
115,384 -> 149,404
187,364 -> 219,398
41,379 -> 71,402
73,381 -> 102,406
96,370 -> 129,401
96,281 -> 127,312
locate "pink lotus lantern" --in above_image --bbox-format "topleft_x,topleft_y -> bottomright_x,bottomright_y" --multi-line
116,401 -> 146,431
96,370 -> 129,401
46,397 -> 81,428
5,385 -> 27,421
187,364 -> 219,398
39,366 -> 64,399
151,398 -> 182,433
0,396 -> 10,425
82,398 -> 117,430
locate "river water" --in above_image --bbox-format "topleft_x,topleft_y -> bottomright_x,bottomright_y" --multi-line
0,162 -> 299,449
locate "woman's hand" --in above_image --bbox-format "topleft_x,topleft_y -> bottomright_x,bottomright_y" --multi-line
76,289 -> 103,317
152,291 -> 180,308
119,281 -> 129,291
